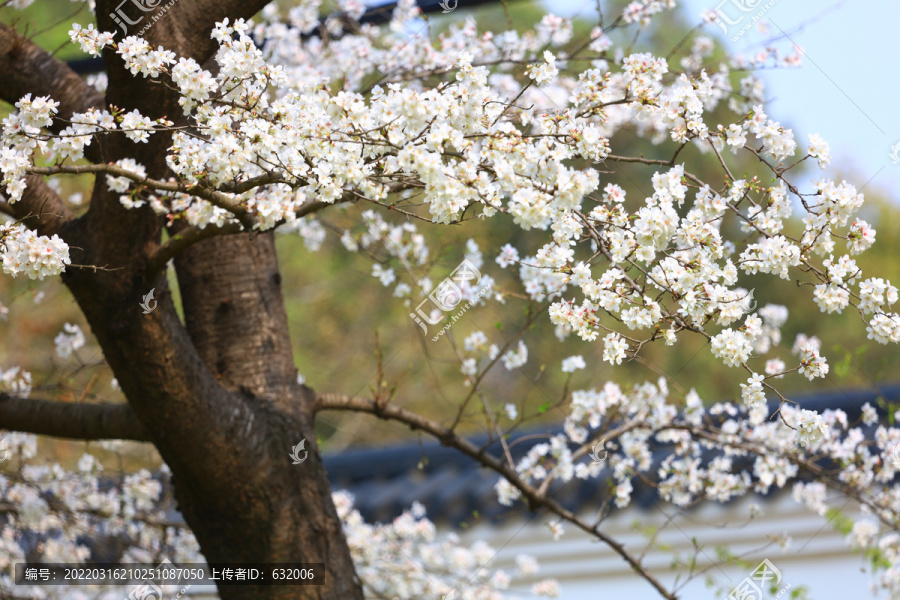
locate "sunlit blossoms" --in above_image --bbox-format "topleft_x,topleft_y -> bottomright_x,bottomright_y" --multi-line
68,23 -> 115,57
794,409 -> 827,448
3,9 -> 890,412
602,333 -> 627,365
527,51 -> 559,86
710,328 -> 752,368
739,373 -> 765,410
0,223 -> 71,280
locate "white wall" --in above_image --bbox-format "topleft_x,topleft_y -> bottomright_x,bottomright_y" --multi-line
454,493 -> 874,599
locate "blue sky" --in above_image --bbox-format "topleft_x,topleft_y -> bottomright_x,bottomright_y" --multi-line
544,0 -> 900,203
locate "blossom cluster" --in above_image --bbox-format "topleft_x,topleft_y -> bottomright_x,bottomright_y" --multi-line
0,222 -> 71,280
334,491 -> 559,599
492,377 -> 900,597
0,435 -> 200,600
0,435 -> 557,600
5,5 -> 876,397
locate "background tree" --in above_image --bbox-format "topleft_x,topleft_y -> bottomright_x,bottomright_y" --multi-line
1,1 -> 899,599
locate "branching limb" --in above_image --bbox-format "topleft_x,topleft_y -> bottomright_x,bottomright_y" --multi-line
146,198 -> 345,275
0,23 -> 101,236
27,163 -> 256,228
148,221 -> 243,275
314,391 -> 677,600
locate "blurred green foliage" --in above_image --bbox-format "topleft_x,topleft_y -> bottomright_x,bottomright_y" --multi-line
0,0 -> 95,61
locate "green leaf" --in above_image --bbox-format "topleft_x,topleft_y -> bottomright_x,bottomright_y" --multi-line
834,351 -> 852,378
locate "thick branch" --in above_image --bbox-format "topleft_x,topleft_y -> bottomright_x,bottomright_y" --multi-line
219,172 -> 290,194
0,393 -> 151,441
148,222 -> 244,275
0,23 -> 104,118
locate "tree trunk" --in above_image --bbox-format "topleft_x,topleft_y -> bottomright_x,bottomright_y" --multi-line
3,0 -> 369,596
62,230 -> 364,598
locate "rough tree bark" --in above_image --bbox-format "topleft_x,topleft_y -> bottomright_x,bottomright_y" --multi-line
0,1 -> 366,597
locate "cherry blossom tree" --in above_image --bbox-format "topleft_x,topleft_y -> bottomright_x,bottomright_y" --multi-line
1,0 -> 899,599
